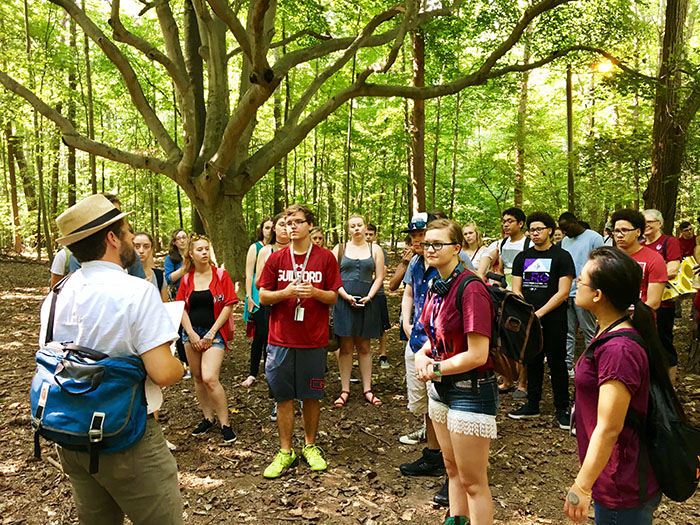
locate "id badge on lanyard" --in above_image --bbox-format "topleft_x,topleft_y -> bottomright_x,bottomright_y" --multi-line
290,244 -> 312,322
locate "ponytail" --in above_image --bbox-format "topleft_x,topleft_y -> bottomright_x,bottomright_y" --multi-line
631,300 -> 686,420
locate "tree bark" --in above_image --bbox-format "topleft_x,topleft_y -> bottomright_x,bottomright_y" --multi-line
5,124 -> 22,252
67,15 -> 77,206
83,0 -> 96,194
410,29 -> 426,214
9,135 -> 37,212
450,92 -> 460,217
430,96 -> 441,210
514,25 -> 532,208
566,64 -> 574,213
644,0 -> 692,233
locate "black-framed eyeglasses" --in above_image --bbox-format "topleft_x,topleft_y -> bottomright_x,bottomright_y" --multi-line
613,228 -> 637,236
286,219 -> 307,227
528,227 -> 549,234
419,241 -> 459,251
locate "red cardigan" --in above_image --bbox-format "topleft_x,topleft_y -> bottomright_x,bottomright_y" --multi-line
176,265 -> 238,345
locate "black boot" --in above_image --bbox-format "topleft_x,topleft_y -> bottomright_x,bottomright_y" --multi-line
399,447 -> 445,477
433,476 -> 449,506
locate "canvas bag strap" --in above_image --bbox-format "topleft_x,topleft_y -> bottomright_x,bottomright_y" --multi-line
44,275 -> 71,346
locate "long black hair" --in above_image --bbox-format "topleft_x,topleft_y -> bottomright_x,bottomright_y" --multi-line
168,228 -> 186,265
587,246 -> 685,417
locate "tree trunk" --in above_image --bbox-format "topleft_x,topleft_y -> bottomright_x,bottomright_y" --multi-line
430,96 -> 441,210
67,15 -> 77,206
5,123 -> 22,252
644,0 -> 691,233
83,0 -> 96,194
450,92 -> 460,217
273,83 -> 285,214
514,25 -> 531,208
410,29 -> 426,214
566,64 -> 574,213
9,134 -> 37,212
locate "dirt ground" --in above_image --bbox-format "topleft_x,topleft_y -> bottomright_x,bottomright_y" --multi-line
1,255 -> 699,524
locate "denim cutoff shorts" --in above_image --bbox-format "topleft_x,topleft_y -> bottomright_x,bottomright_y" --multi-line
428,377 -> 499,438
182,326 -> 225,349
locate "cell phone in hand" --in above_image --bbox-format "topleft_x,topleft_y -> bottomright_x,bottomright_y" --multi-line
353,295 -> 365,307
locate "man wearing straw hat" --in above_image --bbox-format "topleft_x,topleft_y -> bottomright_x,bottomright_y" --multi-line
40,194 -> 185,524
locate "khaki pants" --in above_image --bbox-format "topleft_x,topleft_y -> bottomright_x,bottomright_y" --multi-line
58,417 -> 183,525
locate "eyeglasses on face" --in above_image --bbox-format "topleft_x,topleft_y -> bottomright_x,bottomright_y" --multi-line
286,219 -> 307,227
502,218 -> 516,225
645,219 -> 659,225
613,228 -> 637,236
419,241 -> 459,251
574,277 -> 595,289
175,234 -> 188,241
528,227 -> 549,234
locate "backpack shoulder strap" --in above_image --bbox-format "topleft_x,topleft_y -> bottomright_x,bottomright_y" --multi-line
584,331 -> 645,359
500,238 -> 507,251
154,268 -> 164,290
337,243 -> 345,265
524,237 -> 531,251
661,236 -> 669,259
455,273 -> 486,313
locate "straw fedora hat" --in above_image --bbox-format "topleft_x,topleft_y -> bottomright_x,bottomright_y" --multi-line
57,194 -> 135,245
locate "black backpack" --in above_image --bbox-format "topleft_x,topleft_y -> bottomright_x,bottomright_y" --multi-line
585,331 -> 700,502
456,273 -> 543,379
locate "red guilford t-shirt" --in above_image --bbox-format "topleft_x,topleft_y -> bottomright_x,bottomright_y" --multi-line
574,329 -> 659,508
629,246 -> 667,305
641,234 -> 682,308
419,271 -> 494,373
257,245 -> 342,348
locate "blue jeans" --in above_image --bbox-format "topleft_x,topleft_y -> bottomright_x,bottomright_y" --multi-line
594,492 -> 661,525
566,298 -> 597,369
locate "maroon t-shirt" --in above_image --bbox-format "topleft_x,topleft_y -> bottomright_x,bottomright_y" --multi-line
677,235 -> 696,257
258,245 -> 342,348
574,328 -> 659,508
419,271 -> 494,372
629,246 -> 667,305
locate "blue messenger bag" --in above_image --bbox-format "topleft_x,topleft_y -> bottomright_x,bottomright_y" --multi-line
30,277 -> 147,474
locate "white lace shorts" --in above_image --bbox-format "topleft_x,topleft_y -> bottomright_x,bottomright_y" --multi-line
428,381 -> 498,439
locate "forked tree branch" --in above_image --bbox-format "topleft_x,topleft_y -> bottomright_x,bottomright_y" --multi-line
49,0 -> 178,158
206,0 -> 252,59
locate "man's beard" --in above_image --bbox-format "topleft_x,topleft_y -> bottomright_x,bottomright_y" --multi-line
120,244 -> 137,268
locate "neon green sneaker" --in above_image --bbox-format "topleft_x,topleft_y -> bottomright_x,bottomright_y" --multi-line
301,444 -> 328,471
263,449 -> 298,479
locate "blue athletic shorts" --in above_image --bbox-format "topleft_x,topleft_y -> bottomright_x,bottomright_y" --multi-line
265,345 -> 327,401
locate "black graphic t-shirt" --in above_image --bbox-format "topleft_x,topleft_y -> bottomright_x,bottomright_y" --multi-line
512,244 -> 575,319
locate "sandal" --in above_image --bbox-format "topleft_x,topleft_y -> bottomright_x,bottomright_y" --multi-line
334,390 -> 350,407
364,390 -> 382,406
241,375 -> 256,387
498,384 -> 516,393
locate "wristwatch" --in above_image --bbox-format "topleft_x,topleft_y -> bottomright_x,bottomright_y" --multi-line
432,362 -> 442,377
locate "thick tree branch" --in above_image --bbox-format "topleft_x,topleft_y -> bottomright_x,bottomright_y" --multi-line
206,0 -> 252,60
0,70 -> 176,177
248,0 -> 274,74
109,0 -> 188,92
287,4 -> 405,126
49,0 -> 178,159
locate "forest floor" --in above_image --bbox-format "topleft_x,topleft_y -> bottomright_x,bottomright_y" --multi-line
1,254 -> 699,525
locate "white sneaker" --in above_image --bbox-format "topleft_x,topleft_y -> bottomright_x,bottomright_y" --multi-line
399,424 -> 426,445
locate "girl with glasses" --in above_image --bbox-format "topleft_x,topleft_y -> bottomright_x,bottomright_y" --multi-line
414,219 -> 497,525
565,246 -> 678,524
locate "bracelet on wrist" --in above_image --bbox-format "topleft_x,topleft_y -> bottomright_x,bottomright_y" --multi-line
574,481 -> 592,497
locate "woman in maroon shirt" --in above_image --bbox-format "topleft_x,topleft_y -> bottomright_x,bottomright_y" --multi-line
414,219 -> 496,525
566,246 -> 676,523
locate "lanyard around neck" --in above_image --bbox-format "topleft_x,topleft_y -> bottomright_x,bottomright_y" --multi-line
290,243 -> 313,282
